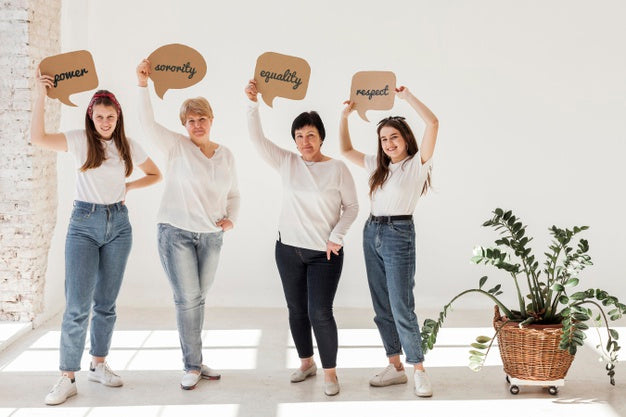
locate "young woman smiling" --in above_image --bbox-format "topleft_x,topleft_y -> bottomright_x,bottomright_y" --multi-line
32,71 -> 162,406
339,85 -> 438,398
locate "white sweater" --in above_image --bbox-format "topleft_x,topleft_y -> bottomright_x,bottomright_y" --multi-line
138,87 -> 240,233
246,101 -> 358,251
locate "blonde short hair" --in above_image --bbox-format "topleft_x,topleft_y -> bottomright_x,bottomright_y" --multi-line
179,97 -> 214,125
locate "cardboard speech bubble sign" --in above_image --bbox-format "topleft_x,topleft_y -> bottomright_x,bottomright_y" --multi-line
350,71 -> 397,122
39,50 -> 99,107
254,52 -> 311,107
147,43 -> 207,99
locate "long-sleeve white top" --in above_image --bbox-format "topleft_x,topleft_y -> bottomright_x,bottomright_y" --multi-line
138,87 -> 240,233
246,101 -> 358,251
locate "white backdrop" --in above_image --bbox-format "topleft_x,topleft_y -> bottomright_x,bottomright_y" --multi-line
41,0 -> 626,321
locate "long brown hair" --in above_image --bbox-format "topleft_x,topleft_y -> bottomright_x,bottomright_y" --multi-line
368,116 -> 430,197
82,90 -> 133,177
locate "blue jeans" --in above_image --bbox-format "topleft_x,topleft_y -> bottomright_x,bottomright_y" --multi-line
275,240 -> 343,369
157,223 -> 223,372
60,201 -> 132,372
363,217 -> 425,364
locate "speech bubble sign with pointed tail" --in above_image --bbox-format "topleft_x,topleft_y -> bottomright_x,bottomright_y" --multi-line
254,52 -> 310,108
350,71 -> 396,122
147,43 -> 207,99
39,50 -> 98,107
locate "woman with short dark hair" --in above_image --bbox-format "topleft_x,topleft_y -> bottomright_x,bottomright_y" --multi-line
245,79 -> 358,396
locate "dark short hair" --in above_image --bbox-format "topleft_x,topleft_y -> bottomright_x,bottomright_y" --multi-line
291,111 -> 326,141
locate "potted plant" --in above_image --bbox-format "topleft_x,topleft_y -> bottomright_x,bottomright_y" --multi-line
421,208 -> 625,388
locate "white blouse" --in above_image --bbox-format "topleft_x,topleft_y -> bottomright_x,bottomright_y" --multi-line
65,129 -> 147,204
364,153 -> 433,216
247,101 -> 359,251
138,87 -> 240,233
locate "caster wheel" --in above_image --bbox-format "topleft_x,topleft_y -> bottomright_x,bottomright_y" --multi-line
548,386 -> 558,395
505,375 -> 510,383
510,385 -> 520,395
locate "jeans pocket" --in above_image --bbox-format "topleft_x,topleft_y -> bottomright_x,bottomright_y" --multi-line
390,221 -> 414,236
70,207 -> 92,221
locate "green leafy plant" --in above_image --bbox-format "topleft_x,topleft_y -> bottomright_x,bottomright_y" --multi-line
421,208 -> 625,384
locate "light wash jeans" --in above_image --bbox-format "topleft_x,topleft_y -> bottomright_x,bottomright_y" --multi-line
157,223 -> 223,372
363,216 -> 425,364
60,201 -> 132,372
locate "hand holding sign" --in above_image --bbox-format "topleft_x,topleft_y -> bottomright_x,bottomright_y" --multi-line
350,71 -> 396,122
254,52 -> 311,107
39,50 -> 98,107
147,43 -> 207,99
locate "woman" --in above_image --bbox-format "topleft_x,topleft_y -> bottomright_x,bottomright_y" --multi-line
32,71 -> 162,406
339,86 -> 438,397
244,79 -> 358,396
136,60 -> 240,390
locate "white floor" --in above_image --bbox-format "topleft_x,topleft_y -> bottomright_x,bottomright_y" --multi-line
0,307 -> 624,417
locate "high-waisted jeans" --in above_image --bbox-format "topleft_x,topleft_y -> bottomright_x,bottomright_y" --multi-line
363,217 -> 425,364
275,240 -> 343,369
157,223 -> 223,372
60,201 -> 132,372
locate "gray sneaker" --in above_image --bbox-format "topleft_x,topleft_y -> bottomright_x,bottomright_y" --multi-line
414,370 -> 433,397
181,371 -> 201,390
201,364 -> 221,380
88,362 -> 123,387
369,364 -> 408,387
45,374 -> 77,405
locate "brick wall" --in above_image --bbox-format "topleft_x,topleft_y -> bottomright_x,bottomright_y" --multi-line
0,0 -> 61,321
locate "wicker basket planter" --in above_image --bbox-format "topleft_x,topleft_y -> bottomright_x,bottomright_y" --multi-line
493,305 -> 575,381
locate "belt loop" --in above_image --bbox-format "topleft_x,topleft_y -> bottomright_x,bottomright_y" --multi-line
91,203 -> 96,213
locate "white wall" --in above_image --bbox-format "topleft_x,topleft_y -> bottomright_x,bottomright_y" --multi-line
42,0 -> 626,320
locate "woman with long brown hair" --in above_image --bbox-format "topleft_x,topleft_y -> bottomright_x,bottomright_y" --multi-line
339,85 -> 438,398
31,70 -> 161,406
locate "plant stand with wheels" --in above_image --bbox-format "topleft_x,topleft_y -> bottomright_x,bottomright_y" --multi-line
505,374 -> 563,395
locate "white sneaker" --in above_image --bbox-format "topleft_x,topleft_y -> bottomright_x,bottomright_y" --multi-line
201,364 -> 221,380
181,371 -> 202,390
414,370 -> 433,397
88,362 -> 123,387
45,374 -> 77,405
369,364 -> 408,387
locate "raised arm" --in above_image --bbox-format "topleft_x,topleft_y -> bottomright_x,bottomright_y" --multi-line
30,68 -> 68,152
136,59 -> 182,152
244,79 -> 290,170
339,101 -> 365,168
396,86 -> 438,164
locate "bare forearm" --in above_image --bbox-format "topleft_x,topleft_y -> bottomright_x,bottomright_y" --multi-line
127,173 -> 161,191
406,93 -> 438,127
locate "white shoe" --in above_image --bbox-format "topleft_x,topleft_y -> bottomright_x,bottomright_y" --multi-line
369,364 -> 408,387
324,378 -> 340,396
181,371 -> 202,390
88,362 -> 123,387
290,362 -> 317,383
201,364 -> 221,380
45,374 -> 77,405
414,370 -> 433,397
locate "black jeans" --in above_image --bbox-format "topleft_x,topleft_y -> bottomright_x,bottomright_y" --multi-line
275,240 -> 344,369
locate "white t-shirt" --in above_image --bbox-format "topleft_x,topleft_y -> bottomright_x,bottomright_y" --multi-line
65,130 -> 148,204
364,154 -> 433,216
247,101 -> 359,251
138,87 -> 240,233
